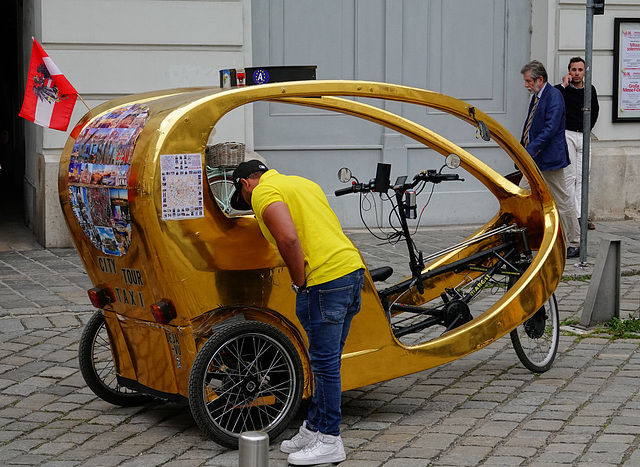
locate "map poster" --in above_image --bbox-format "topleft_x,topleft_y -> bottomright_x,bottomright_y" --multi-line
614,18 -> 640,122
160,153 -> 205,220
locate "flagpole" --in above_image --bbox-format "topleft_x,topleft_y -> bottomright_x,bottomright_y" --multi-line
76,93 -> 92,113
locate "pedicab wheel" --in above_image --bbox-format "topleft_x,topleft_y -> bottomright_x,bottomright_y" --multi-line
188,320 -> 304,449
78,310 -> 155,406
510,294 -> 559,373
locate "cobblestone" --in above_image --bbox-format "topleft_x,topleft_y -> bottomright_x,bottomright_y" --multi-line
1,221 -> 640,465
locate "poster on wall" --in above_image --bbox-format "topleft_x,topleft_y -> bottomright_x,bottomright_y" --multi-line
613,18 -> 640,122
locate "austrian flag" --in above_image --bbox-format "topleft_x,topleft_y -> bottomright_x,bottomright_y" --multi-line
19,37 -> 78,131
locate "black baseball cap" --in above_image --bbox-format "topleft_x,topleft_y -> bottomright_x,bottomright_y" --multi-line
230,160 -> 269,210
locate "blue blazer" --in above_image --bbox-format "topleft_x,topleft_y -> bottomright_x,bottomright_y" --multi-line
521,83 -> 570,171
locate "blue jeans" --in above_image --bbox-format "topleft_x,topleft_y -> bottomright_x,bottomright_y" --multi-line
295,268 -> 364,436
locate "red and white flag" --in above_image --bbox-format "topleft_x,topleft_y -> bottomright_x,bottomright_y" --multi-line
19,37 -> 78,131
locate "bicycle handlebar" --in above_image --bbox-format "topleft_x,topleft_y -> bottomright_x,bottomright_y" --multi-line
335,183 -> 366,197
335,167 -> 463,291
414,170 -> 463,184
334,171 -> 463,197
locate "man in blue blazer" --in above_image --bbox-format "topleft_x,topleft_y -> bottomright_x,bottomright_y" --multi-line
520,60 -> 580,259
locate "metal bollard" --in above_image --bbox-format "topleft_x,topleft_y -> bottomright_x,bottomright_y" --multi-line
239,431 -> 269,467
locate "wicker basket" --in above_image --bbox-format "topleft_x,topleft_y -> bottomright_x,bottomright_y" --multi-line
205,142 -> 245,167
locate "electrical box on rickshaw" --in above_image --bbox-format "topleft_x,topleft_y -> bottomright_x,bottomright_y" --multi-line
59,80 -> 565,449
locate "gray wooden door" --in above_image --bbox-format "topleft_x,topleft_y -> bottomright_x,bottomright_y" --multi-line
251,0 -> 531,227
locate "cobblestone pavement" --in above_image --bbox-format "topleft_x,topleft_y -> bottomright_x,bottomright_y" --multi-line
1,221 -> 640,466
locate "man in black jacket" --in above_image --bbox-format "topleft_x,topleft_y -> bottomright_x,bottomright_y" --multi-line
555,57 -> 599,231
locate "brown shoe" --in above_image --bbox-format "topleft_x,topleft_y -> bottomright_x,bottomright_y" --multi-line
578,218 -> 596,231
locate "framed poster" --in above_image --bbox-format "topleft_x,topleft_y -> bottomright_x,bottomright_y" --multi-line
613,18 -> 640,122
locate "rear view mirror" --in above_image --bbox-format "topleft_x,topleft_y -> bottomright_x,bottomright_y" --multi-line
338,167 -> 352,183
446,154 -> 461,169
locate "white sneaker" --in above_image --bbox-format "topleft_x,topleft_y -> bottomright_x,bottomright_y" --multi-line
280,421 -> 318,453
287,432 -> 346,465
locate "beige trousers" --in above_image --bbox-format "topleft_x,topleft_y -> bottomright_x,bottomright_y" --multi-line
564,129 -> 589,218
520,168 -> 580,248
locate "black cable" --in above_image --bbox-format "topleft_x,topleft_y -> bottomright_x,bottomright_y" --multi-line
359,192 -> 389,241
412,182 -> 436,235
411,164 -> 448,235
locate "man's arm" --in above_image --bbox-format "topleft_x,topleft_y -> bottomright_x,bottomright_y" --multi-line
526,89 -> 565,157
591,85 -> 600,129
262,201 -> 306,287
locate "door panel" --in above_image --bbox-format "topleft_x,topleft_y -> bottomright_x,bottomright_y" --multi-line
251,0 -> 531,227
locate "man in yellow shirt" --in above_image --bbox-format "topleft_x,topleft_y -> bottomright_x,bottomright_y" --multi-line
231,160 -> 364,465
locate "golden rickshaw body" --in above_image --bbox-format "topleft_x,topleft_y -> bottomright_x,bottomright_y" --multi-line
58,80 -> 565,447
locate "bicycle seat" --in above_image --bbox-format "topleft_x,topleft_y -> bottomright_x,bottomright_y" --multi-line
369,266 -> 393,282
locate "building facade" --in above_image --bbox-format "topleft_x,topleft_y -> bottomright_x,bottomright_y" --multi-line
7,0 -> 640,247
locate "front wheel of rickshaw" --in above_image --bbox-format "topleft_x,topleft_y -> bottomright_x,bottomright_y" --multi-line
510,293 -> 559,372
78,310 -> 155,406
188,320 -> 304,449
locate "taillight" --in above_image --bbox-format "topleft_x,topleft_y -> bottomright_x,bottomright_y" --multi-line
87,286 -> 113,309
151,299 -> 177,325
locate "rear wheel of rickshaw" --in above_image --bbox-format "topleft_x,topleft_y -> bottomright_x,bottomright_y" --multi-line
510,294 -> 559,372
78,310 -> 155,406
188,320 -> 304,449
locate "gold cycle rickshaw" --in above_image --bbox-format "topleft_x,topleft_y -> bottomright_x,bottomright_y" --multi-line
59,80 -> 565,449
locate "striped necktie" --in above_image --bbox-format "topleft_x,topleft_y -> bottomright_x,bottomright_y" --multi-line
523,95 -> 539,148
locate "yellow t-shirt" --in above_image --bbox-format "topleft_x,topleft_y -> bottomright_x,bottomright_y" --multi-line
251,170 -> 364,287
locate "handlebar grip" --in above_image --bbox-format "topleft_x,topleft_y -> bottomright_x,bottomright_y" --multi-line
335,185 -> 356,196
438,174 -> 461,181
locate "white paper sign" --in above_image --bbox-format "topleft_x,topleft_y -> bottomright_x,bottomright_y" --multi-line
160,154 -> 204,220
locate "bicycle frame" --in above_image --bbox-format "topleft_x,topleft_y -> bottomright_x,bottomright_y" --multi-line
349,171 -> 535,340
381,224 -> 532,337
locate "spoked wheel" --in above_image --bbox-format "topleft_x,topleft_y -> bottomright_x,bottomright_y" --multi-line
188,320 -> 304,449
510,294 -> 559,372
78,310 -> 154,406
